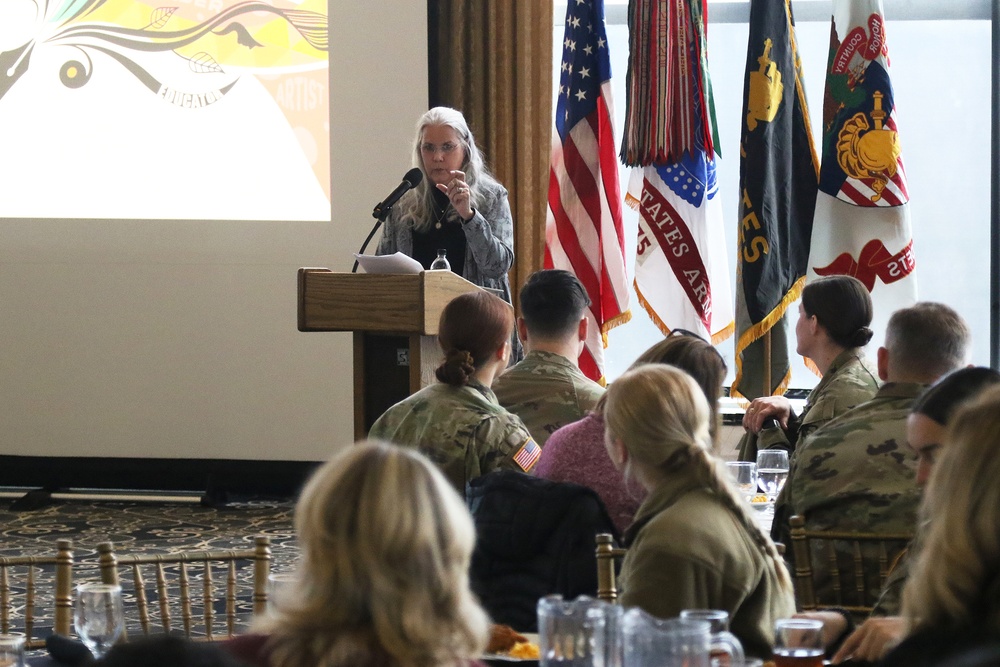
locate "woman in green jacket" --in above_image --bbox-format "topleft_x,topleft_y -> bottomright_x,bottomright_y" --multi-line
605,365 -> 795,658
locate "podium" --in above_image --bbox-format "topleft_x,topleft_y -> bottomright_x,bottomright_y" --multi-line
298,269 -> 482,439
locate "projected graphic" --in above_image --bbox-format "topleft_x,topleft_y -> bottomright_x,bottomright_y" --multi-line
0,0 -> 331,221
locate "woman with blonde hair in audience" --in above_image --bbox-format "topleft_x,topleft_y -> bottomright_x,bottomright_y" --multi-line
604,365 -> 795,658
881,385 -> 1000,666
225,442 -> 491,667
536,331 -> 727,534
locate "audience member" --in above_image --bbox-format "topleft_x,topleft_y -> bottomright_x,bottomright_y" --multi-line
225,442 -> 490,667
493,269 -> 604,446
881,385 -> 1000,666
369,291 -> 538,492
536,331 -> 726,533
804,367 -> 1000,663
776,302 -> 971,607
604,365 -> 794,658
739,275 -> 878,462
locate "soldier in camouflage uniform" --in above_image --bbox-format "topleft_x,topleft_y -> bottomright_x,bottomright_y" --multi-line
369,291 -> 540,494
776,302 -> 971,610
493,270 -> 604,446
823,366 -> 1000,664
739,276 -> 879,463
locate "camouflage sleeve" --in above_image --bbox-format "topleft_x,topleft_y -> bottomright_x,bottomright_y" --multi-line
871,547 -> 909,617
471,414 -> 539,478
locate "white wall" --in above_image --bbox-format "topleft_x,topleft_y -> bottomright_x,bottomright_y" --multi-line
0,4 -> 428,461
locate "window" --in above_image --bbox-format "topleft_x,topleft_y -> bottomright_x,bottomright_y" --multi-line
553,0 -> 994,389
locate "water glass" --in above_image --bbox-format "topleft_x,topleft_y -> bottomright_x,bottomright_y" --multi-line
268,572 -> 296,598
725,462 -> 758,501
773,618 -> 824,667
74,583 -> 124,659
0,635 -> 26,667
680,610 -> 745,666
538,595 -> 611,666
756,450 -> 789,503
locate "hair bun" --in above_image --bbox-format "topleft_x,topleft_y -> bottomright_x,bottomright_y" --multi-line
851,326 -> 875,347
435,349 -> 476,386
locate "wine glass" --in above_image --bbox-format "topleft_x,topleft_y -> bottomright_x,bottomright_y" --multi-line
0,634 -> 26,667
74,583 -> 124,659
755,450 -> 789,504
725,462 -> 758,502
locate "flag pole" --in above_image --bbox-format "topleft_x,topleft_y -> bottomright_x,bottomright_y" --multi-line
991,0 -> 999,370
763,329 -> 772,397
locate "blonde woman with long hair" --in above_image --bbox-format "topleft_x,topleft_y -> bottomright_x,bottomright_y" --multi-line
604,365 -> 795,659
225,442 -> 491,667
882,385 -> 1000,666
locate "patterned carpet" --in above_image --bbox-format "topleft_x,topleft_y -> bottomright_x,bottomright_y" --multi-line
0,494 -> 298,645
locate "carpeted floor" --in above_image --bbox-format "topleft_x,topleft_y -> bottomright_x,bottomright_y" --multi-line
0,493 -> 298,644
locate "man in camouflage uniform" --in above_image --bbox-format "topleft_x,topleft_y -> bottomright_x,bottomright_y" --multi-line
369,380 -> 539,494
493,270 -> 605,446
777,302 -> 970,609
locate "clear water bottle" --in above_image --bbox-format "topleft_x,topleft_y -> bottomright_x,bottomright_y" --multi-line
430,249 -> 451,271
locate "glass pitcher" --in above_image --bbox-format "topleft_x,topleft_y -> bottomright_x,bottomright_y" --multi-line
621,608 -> 718,667
538,595 -> 618,667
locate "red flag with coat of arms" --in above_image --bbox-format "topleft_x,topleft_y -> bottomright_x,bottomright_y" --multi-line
807,0 -> 917,333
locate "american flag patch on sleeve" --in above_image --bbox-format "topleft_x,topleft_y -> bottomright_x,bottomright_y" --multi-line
512,437 -> 541,472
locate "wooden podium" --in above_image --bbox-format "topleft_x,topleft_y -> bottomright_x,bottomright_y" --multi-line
298,269 -> 481,439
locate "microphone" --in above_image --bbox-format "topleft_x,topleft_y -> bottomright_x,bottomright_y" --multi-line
352,168 -> 424,273
372,167 -> 423,221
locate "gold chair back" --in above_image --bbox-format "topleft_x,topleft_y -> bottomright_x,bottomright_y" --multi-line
594,533 -> 627,603
788,515 -> 911,615
96,536 -> 271,641
0,539 -> 74,649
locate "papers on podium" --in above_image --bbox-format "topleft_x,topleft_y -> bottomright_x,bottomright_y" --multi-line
354,252 -> 423,274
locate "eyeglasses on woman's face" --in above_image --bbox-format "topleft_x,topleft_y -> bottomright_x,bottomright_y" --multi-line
420,142 -> 461,155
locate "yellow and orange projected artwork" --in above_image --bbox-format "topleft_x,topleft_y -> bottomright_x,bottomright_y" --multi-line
0,0 -> 330,221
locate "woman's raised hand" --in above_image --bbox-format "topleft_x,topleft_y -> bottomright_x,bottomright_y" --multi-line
437,170 -> 474,221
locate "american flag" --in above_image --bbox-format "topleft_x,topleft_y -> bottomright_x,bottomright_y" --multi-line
545,0 -> 630,384
512,438 -> 541,472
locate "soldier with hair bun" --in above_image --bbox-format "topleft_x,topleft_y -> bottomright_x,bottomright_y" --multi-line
778,302 -> 971,608
369,291 -> 538,494
739,275 -> 880,462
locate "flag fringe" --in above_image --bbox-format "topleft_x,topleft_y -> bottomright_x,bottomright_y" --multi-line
786,0 -> 820,179
731,276 -> 806,398
624,191 -> 641,210
602,309 -> 633,336
711,320 -> 735,346
803,355 -> 822,378
635,282 -> 672,337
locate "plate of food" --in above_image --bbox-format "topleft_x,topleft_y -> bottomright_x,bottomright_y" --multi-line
483,624 -> 540,664
750,493 -> 772,510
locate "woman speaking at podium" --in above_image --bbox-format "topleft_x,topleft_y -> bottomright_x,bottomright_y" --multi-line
375,107 -> 514,305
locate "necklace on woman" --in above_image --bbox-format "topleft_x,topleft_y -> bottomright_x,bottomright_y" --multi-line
433,205 -> 449,229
